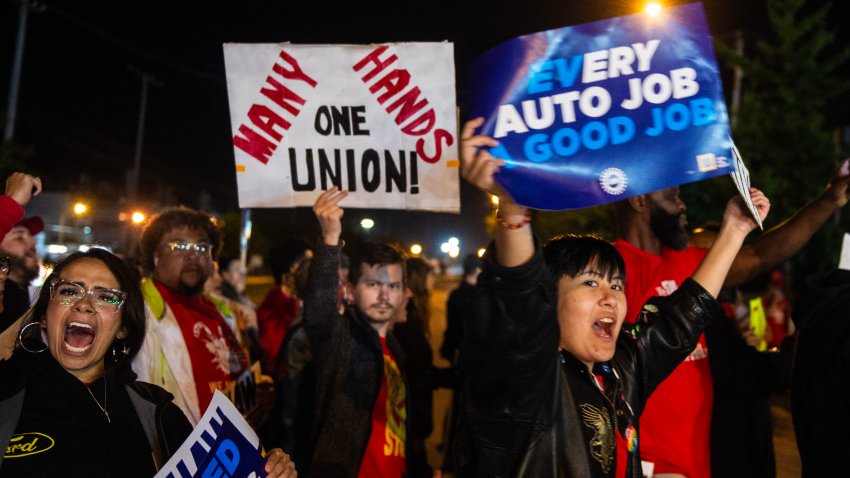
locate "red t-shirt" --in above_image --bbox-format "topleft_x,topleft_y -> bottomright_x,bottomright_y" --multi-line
155,282 -> 250,413
257,286 -> 300,372
613,240 -> 713,478
358,337 -> 406,478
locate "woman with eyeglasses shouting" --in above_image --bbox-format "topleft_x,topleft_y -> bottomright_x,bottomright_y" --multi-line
0,248 -> 297,477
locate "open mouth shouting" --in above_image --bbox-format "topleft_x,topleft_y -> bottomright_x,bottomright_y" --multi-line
592,317 -> 616,340
64,321 -> 96,354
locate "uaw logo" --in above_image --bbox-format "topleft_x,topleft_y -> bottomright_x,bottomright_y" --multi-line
5,433 -> 55,459
696,152 -> 731,172
599,168 -> 627,195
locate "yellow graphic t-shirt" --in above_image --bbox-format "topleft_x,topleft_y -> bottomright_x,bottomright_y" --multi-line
358,337 -> 406,477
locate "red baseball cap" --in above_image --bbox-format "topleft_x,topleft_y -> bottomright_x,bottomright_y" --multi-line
14,216 -> 44,236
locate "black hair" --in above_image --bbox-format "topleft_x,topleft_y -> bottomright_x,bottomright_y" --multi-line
21,248 -> 146,376
140,207 -> 223,273
269,238 -> 313,285
543,234 -> 625,282
348,242 -> 406,285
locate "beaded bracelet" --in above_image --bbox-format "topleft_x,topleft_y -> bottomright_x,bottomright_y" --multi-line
496,209 -> 532,230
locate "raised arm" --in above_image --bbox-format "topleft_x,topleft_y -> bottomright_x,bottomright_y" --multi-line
693,188 -> 770,297
725,160 -> 848,286
302,188 -> 349,349
460,118 -> 533,267
1,172 -> 41,240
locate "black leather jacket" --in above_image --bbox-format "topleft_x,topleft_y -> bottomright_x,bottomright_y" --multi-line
458,244 -> 724,477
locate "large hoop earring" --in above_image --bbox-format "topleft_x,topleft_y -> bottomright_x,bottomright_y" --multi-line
111,339 -> 129,360
18,322 -> 47,354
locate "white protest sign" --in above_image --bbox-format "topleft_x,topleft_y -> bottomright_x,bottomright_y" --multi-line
223,43 -> 459,212
154,391 -> 266,478
729,142 -> 763,230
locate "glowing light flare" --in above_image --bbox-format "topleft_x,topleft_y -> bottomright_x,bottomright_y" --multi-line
448,245 -> 460,258
410,244 -> 423,255
448,237 -> 459,247
73,202 -> 88,215
131,211 -> 146,224
645,2 -> 662,16
440,242 -> 450,253
490,195 -> 500,206
360,218 -> 375,230
477,248 -> 486,258
47,244 -> 69,254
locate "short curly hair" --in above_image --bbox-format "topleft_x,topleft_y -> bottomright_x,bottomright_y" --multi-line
140,206 -> 223,273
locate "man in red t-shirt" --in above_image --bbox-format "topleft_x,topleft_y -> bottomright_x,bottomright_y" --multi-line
613,168 -> 850,477
133,208 -> 254,425
303,188 -> 408,478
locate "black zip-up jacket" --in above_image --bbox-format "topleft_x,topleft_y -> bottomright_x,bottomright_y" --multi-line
458,244 -> 724,477
0,352 -> 192,472
302,243 -> 410,477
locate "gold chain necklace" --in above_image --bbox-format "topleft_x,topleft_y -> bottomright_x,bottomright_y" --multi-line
84,378 -> 111,423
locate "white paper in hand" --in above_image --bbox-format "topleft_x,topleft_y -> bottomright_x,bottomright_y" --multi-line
729,142 -> 763,230
839,233 -> 850,271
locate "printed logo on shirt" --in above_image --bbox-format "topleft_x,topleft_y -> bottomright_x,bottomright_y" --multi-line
4,433 -> 55,459
579,403 -> 614,473
654,279 -> 679,297
383,350 -> 407,458
625,424 -> 638,453
193,321 -> 240,375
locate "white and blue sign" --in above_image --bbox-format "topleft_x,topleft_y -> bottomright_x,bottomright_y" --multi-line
468,2 -> 734,210
155,391 -> 266,478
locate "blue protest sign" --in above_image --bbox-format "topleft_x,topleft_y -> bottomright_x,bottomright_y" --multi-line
468,2 -> 734,210
155,391 -> 266,478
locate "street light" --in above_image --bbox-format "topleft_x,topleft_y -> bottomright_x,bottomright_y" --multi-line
59,201 -> 89,243
645,2 -> 662,15
410,244 -> 423,255
131,211 -> 146,224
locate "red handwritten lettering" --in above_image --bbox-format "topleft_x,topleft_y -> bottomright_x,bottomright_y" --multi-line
233,125 -> 276,164
352,45 -> 398,82
353,46 -> 454,165
233,49 -> 317,164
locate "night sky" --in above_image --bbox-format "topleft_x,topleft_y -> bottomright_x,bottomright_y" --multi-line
0,0 -> 845,256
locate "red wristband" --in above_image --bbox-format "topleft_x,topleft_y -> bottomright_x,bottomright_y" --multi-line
496,210 -> 531,230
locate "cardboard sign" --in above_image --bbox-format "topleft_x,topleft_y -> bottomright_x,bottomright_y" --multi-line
224,43 -> 460,212
468,3 -> 734,210
154,391 -> 265,478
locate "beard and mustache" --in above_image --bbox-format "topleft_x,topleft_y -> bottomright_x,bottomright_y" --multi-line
649,203 -> 689,251
4,250 -> 40,284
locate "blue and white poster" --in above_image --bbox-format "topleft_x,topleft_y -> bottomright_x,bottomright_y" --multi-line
154,391 -> 266,478
468,2 -> 734,210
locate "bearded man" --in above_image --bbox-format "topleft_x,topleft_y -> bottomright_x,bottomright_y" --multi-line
132,207 -> 250,425
612,166 -> 850,478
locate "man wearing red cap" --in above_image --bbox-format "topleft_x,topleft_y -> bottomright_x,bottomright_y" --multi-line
0,172 -> 42,333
